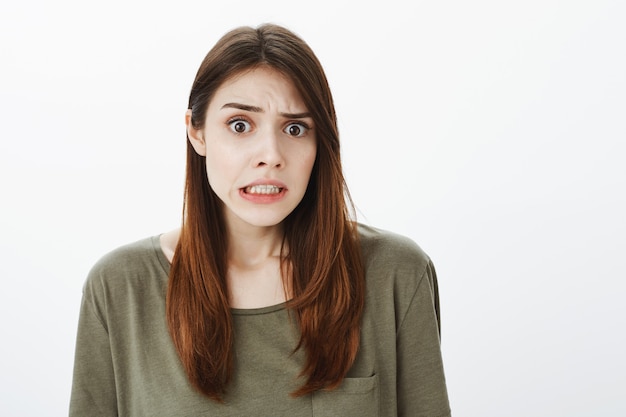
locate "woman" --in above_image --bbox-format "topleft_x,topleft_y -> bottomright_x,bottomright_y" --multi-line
70,23 -> 451,416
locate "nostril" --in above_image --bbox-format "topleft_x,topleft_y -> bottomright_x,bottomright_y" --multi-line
255,161 -> 282,168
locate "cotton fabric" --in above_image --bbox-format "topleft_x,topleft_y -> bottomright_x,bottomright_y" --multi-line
69,224 -> 451,416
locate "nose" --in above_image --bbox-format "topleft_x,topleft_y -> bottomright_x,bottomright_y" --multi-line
254,128 -> 284,168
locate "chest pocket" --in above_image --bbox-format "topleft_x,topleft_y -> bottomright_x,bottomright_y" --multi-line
311,374 -> 380,417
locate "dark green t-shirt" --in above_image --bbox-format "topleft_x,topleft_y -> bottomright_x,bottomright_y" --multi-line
70,224 -> 451,416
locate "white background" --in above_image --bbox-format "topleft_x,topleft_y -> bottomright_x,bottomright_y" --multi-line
1,0 -> 624,415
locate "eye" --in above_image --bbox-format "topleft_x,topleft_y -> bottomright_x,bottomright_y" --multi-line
284,122 -> 309,138
228,118 -> 251,134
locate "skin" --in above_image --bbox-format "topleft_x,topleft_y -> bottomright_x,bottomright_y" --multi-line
161,66 -> 317,308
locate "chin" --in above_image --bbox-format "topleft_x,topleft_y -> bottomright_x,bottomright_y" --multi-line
246,215 -> 289,228
231,210 -> 292,229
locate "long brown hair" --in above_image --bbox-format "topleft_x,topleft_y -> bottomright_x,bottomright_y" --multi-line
166,23 -> 365,401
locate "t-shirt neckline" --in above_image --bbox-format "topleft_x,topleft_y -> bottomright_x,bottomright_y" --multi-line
151,234 -> 288,316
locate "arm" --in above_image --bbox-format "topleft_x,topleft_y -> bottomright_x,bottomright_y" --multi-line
69,292 -> 118,416
396,260 -> 451,417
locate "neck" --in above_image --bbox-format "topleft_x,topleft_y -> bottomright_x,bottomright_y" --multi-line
224,220 -> 291,309
226,221 -> 285,269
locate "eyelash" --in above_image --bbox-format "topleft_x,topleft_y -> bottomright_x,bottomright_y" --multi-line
285,122 -> 310,137
226,117 -> 311,137
293,121 -> 310,130
227,117 -> 252,134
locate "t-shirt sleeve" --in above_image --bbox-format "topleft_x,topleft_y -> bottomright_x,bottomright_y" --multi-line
69,285 -> 118,416
396,260 -> 451,417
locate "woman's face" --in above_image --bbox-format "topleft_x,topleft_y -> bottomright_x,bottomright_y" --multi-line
187,66 -> 317,231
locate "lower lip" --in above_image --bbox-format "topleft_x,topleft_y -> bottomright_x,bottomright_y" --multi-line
239,188 -> 287,204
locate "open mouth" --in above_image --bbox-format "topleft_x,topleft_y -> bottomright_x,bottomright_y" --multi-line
243,185 -> 284,195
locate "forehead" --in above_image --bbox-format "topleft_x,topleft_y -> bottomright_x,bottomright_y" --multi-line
209,66 -> 307,111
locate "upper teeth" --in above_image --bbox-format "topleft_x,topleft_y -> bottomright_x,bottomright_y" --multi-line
246,185 -> 282,194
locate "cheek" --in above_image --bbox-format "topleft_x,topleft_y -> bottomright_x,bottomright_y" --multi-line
204,140 -> 233,175
303,147 -> 317,178
204,153 -> 217,177
204,150 -> 230,191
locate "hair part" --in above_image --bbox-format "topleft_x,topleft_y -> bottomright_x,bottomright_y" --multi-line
166,23 -> 365,401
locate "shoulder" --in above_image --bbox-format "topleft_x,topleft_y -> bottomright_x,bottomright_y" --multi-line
356,223 -> 441,333
82,236 -> 169,304
357,223 -> 437,310
357,223 -> 431,276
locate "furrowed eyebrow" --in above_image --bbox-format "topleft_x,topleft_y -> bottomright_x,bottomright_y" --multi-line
221,102 -> 311,119
280,111 -> 312,119
221,103 -> 263,112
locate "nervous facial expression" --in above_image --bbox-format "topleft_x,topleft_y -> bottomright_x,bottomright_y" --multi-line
187,66 -> 317,231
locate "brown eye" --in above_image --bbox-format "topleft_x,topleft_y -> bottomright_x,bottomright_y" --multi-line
228,119 -> 251,134
284,123 -> 308,137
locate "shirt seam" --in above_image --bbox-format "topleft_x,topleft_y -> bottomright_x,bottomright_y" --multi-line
82,290 -> 109,334
395,263 -> 429,338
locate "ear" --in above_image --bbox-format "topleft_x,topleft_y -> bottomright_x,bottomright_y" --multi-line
186,109 -> 206,156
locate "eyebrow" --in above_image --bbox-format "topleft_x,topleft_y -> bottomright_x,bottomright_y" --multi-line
221,102 -> 312,119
